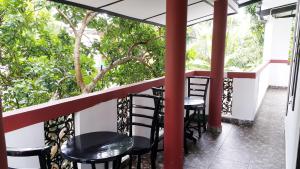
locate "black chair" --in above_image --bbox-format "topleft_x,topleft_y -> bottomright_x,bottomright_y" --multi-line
152,87 -> 165,152
7,146 -> 51,169
152,87 -> 165,129
152,87 -> 193,154
187,76 -> 210,136
128,93 -> 161,169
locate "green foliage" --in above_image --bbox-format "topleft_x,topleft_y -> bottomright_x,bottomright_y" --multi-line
97,18 -> 165,87
0,0 -> 81,111
52,3 -> 165,91
186,5 -> 265,71
246,4 -> 265,45
186,22 -> 212,70
0,0 -> 165,111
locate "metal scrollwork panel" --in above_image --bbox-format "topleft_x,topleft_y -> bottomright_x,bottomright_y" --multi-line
222,78 -> 233,115
44,114 -> 75,169
117,97 -> 129,134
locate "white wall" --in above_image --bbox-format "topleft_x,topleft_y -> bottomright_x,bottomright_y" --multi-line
231,78 -> 257,121
263,17 -> 293,61
256,65 -> 270,112
269,63 -> 291,87
286,70 -> 300,169
75,100 -> 117,135
263,17 -> 292,87
5,123 -> 44,168
231,65 -> 270,121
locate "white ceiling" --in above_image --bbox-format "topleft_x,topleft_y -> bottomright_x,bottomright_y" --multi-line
51,0 -> 239,26
261,0 -> 297,10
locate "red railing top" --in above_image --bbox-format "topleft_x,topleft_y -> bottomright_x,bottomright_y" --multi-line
3,60 -> 288,133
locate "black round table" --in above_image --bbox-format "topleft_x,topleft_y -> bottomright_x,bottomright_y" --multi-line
184,97 -> 204,109
60,131 -> 133,169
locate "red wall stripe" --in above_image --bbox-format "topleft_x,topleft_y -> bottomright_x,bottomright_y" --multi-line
270,59 -> 290,64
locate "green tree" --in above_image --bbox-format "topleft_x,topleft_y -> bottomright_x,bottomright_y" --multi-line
0,0 -> 165,111
0,0 -> 80,111
186,5 -> 265,71
53,4 -> 165,93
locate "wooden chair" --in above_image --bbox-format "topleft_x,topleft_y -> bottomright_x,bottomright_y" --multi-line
128,93 -> 161,169
187,76 -> 210,136
152,87 -> 165,152
7,146 -> 51,169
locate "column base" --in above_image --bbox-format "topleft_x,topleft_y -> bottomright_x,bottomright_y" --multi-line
207,125 -> 222,135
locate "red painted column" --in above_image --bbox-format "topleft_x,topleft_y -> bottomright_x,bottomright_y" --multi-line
0,97 -> 8,169
208,0 -> 228,131
164,0 -> 188,169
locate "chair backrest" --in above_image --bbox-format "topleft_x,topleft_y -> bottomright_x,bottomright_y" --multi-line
128,93 -> 161,146
152,87 -> 165,127
7,146 -> 51,169
187,76 -> 210,104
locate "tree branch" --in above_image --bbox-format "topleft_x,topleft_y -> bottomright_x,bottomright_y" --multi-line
55,7 -> 77,35
73,11 -> 97,93
126,36 -> 164,57
85,53 -> 148,92
84,36 -> 164,92
78,11 -> 97,35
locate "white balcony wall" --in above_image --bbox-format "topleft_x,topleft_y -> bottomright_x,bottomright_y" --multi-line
269,63 -> 290,87
256,66 -> 271,113
231,78 -> 257,121
231,66 -> 270,121
5,123 -> 44,168
75,100 -> 117,135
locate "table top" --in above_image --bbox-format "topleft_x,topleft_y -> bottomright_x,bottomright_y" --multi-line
60,131 -> 133,163
184,97 -> 204,107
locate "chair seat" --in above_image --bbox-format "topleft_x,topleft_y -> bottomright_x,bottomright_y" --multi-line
131,136 -> 151,155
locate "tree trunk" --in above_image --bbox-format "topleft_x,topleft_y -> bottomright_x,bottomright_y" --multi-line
74,35 -> 86,92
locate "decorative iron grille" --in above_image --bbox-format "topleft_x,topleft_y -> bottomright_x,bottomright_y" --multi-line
222,78 -> 233,115
44,114 -> 75,169
117,97 -> 130,134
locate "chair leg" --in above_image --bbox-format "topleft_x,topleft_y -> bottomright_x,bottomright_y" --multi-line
91,163 -> 97,169
129,155 -> 133,169
73,162 -> 78,169
113,157 -> 121,169
202,109 -> 207,131
197,109 -> 202,137
150,158 -> 156,169
137,155 -> 142,169
150,148 -> 158,169
184,131 -> 188,154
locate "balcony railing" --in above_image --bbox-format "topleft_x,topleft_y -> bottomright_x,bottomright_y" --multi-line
4,59 -> 289,168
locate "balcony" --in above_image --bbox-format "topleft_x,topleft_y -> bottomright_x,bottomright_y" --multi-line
3,59 -> 289,169
1,0 -> 298,168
